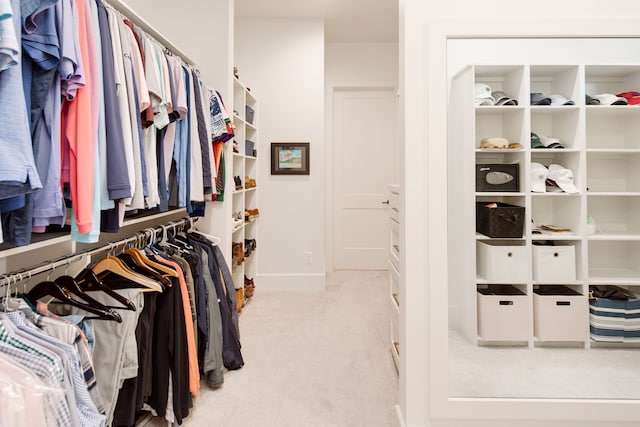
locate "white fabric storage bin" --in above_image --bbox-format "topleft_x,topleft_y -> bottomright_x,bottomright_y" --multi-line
534,286 -> 587,341
477,242 -> 528,283
532,244 -> 576,282
477,287 -> 529,341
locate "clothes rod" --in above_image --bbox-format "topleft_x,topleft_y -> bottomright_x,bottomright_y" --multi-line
103,0 -> 196,66
0,217 -> 198,289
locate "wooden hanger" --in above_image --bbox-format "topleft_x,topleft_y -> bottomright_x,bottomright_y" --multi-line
118,252 -> 172,288
54,275 -> 123,319
91,256 -> 163,292
123,247 -> 178,278
75,268 -> 137,311
26,280 -> 122,322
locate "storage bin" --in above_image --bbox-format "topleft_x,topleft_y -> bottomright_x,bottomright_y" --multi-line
476,163 -> 519,192
532,244 -> 576,282
589,285 -> 640,342
477,241 -> 528,283
245,140 -> 256,157
477,285 -> 529,341
245,105 -> 255,124
534,286 -> 587,341
476,202 -> 525,238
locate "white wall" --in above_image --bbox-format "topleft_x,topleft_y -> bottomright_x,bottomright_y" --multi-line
121,0 -> 232,95
325,43 -> 398,85
401,0 -> 640,426
235,19 -> 326,291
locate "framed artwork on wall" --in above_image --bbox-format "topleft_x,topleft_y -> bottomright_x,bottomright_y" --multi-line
270,142 -> 310,175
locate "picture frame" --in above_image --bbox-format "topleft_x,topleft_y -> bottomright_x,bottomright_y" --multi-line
270,142 -> 310,175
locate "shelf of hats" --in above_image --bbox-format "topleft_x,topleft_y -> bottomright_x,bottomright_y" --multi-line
450,63 -> 640,348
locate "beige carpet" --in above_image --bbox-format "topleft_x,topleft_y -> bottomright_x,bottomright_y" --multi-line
449,329 -> 640,399
144,270 -> 399,427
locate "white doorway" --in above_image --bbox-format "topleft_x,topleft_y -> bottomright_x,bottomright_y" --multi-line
331,87 -> 398,270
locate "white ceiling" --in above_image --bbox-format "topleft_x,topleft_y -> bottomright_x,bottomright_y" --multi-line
234,0 -> 398,43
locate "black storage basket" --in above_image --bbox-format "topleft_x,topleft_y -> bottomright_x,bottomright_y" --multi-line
476,202 -> 525,238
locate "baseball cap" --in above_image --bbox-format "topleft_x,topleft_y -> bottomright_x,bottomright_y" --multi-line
531,132 -> 544,148
492,91 -> 518,106
531,92 -> 552,105
475,83 -> 494,106
616,91 -> 640,105
547,164 -> 578,193
531,162 -> 549,192
592,94 -> 628,105
585,94 -> 600,105
539,136 -> 565,149
548,94 -> 575,106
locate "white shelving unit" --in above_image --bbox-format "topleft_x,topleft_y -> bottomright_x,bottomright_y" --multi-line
231,77 -> 259,305
388,184 -> 400,371
449,62 -> 640,349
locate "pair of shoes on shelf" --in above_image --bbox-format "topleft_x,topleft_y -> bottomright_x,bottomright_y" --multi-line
234,176 -> 243,190
235,288 -> 245,313
244,176 -> 257,188
232,242 -> 244,265
246,208 -> 260,221
244,275 -> 255,298
232,211 -> 243,228
244,209 -> 260,222
245,238 -> 256,253
243,238 -> 257,258
233,140 -> 239,153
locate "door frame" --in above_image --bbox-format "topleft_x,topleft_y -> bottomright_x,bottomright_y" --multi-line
325,82 -> 399,272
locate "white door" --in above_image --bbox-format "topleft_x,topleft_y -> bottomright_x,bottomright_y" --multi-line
332,87 -> 397,270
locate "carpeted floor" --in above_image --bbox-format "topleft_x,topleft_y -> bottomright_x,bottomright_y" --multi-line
449,330 -> 640,399
145,270 -> 399,427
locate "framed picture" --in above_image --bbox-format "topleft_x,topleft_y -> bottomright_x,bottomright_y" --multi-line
270,142 -> 310,175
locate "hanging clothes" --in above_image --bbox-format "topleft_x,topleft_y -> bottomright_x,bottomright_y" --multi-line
187,232 -> 244,370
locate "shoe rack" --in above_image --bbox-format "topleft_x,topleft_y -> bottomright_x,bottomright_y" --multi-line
231,76 -> 259,308
449,61 -> 640,349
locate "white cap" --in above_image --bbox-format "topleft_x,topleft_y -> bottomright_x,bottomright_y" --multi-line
548,94 -> 575,106
547,164 -> 578,193
492,91 -> 518,106
531,162 -> 548,193
475,83 -> 494,106
592,94 -> 628,105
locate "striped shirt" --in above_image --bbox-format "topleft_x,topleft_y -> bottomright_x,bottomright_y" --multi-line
32,313 -> 106,415
0,320 -> 72,426
6,311 -> 106,427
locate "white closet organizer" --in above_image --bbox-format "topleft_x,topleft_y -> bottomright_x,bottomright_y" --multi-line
388,184 -> 400,371
449,63 -> 640,349
231,77 -> 259,304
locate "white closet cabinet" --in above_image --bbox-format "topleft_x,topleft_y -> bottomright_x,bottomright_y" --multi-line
450,62 -> 640,349
388,184 -> 400,371
231,77 -> 259,305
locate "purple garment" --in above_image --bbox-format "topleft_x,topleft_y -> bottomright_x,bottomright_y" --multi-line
190,69 -> 212,194
58,0 -> 83,100
29,1 -> 65,229
95,0 -> 130,201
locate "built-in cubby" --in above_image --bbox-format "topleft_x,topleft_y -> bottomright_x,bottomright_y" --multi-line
231,77 -> 259,307
452,62 -> 640,349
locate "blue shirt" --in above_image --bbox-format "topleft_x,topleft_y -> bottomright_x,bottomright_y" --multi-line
0,0 -> 42,198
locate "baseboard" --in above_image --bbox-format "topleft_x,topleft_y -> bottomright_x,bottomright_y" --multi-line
395,404 -> 405,427
256,273 -> 326,291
